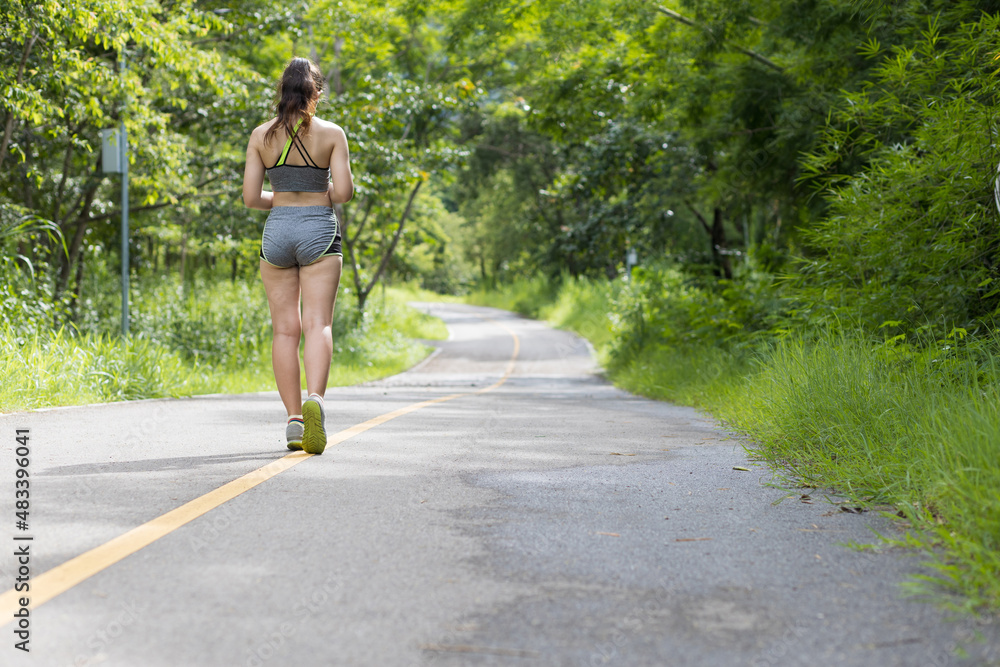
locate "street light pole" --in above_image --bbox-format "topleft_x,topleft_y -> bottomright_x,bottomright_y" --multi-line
120,48 -> 130,336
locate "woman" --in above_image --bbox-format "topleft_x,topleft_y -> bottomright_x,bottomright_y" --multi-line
242,57 -> 354,455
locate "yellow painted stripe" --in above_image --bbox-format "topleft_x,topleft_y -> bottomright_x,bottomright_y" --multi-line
474,319 -> 519,393
0,315 -> 519,620
0,452 -> 311,614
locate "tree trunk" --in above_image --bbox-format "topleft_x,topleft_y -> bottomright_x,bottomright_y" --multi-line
684,201 -> 733,280
55,183 -> 99,300
179,222 -> 190,285
69,249 -> 86,321
337,201 -> 368,312
57,221 -> 89,297
711,207 -> 733,280
357,180 -> 423,313
0,30 -> 39,173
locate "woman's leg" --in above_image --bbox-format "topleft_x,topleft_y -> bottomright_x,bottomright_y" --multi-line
299,255 -> 343,397
260,260 -> 303,416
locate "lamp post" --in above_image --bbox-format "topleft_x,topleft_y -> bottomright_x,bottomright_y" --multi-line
100,47 -> 130,336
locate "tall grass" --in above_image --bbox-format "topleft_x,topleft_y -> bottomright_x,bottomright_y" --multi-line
611,344 -> 752,410
470,274 -> 1000,610
725,332 -> 1000,609
1,276 -> 446,414
0,327 -> 199,410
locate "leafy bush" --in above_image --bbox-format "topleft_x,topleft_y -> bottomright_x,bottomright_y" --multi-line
798,14 -> 1000,334
608,264 -> 789,360
466,274 -> 558,318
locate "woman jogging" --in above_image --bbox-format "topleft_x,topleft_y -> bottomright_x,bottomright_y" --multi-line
242,57 -> 354,455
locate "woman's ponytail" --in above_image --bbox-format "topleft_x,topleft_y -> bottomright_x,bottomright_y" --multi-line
265,57 -> 325,145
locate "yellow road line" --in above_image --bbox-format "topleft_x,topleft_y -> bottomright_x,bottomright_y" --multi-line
0,315 -> 519,620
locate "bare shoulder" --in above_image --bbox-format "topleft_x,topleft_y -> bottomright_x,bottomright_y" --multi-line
249,119 -> 278,147
312,117 -> 348,140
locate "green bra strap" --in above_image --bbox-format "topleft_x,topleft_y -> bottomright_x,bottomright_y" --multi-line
276,117 -> 304,167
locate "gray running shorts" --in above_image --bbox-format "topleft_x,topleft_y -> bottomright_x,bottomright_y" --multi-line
260,205 -> 342,268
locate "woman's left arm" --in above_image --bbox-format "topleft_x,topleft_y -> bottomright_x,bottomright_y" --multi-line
242,130 -> 274,210
328,126 -> 354,204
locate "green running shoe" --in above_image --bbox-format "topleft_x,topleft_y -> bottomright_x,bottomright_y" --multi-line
286,417 -> 304,451
302,396 -> 327,455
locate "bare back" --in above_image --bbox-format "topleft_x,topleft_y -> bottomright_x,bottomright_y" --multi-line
243,115 -> 354,209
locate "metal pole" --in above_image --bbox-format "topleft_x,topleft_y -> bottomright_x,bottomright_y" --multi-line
120,48 -> 130,336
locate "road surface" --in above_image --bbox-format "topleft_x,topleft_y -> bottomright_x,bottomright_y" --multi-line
0,303 -> 996,666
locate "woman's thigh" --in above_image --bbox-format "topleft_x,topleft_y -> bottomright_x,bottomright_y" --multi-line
259,261 -> 301,333
299,255 -> 343,328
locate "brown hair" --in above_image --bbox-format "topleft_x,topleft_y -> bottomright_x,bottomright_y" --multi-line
264,57 -> 325,145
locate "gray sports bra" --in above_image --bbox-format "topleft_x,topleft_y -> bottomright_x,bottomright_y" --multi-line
265,118 -> 331,193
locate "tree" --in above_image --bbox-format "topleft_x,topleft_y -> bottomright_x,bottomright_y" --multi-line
0,0 -> 272,326
797,12 -> 1000,333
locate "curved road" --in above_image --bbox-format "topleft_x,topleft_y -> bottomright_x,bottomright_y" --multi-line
0,303 -> 996,666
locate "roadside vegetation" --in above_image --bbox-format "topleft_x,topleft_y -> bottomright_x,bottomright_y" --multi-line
3,0 -> 999,611
1,276 -> 444,413
470,272 -> 1000,610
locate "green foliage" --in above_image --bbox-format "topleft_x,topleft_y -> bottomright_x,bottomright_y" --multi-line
466,274 -> 558,318
0,0 -> 274,332
609,264 -> 789,355
0,324 -> 198,410
472,272 -> 1000,608
799,13 -> 1000,333
539,276 -> 617,352
0,273 -> 444,413
128,278 -> 272,370
724,330 -> 1000,608
267,0 -> 485,310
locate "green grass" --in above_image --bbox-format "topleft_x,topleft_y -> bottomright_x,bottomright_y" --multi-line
470,275 -> 1000,611
611,343 -> 752,410
722,332 -> 1000,610
0,277 -> 447,414
1,327 -> 200,409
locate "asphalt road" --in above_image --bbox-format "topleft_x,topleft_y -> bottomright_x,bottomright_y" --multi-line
0,302 -> 997,667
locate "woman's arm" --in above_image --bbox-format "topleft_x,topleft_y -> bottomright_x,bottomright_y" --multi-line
328,125 -> 354,204
242,130 -> 274,210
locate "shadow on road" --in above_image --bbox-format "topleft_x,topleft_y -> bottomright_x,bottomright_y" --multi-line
37,451 -> 280,476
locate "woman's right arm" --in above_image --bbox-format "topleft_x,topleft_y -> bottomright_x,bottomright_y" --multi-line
242,130 -> 273,210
